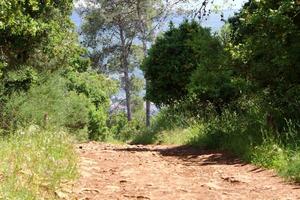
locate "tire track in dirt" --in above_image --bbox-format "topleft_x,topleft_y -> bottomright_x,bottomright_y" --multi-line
72,142 -> 300,200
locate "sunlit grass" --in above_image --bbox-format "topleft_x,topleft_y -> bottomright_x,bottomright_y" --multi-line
130,117 -> 300,183
0,126 -> 77,199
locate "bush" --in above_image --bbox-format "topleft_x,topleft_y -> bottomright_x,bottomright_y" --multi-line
282,151 -> 300,182
1,72 -> 116,141
106,112 -> 145,142
2,74 -> 93,139
88,107 -> 108,140
150,106 -> 194,133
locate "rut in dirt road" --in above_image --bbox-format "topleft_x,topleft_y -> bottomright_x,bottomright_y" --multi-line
73,143 -> 300,200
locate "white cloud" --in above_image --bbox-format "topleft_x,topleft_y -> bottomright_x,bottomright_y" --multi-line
171,0 -> 246,12
74,0 -> 100,9
74,0 -> 246,10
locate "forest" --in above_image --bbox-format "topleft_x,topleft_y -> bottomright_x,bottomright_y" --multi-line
0,0 -> 299,199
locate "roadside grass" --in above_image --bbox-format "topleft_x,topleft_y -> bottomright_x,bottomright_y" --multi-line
0,126 -> 77,199
188,119 -> 300,183
129,117 -> 300,183
130,125 -> 202,145
251,138 -> 300,182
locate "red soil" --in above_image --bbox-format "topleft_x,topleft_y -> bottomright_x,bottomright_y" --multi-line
72,142 -> 300,200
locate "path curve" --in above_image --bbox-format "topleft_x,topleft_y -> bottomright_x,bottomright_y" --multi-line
72,142 -> 300,200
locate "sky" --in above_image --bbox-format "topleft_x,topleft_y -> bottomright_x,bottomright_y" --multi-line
71,0 -> 247,32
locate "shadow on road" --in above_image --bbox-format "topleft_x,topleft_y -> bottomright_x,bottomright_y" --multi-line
114,145 -> 243,167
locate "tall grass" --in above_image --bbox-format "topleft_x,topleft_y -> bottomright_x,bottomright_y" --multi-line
129,107 -> 300,182
0,126 -> 77,199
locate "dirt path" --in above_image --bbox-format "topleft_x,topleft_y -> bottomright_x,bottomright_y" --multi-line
72,142 -> 300,200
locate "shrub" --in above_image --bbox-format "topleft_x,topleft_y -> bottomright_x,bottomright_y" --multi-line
282,151 -> 300,182
150,106 -> 193,133
1,72 -> 116,141
88,107 -> 108,140
107,112 -> 145,142
2,74 -> 93,138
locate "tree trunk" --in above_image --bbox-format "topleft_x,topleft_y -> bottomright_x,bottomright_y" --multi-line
137,0 -> 151,127
142,40 -> 151,127
120,27 -> 132,121
124,69 -> 132,121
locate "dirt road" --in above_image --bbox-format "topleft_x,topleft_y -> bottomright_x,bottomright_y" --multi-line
72,142 -> 300,200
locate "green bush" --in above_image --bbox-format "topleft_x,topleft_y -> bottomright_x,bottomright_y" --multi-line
106,112 -> 145,142
150,106 -> 193,133
63,91 -> 90,131
1,71 -> 116,141
2,74 -> 92,139
130,131 -> 157,145
88,107 -> 108,140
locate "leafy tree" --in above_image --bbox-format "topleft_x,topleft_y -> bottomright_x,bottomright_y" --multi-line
228,0 -> 300,123
134,0 -> 179,127
67,70 -> 118,139
188,66 -> 239,114
0,0 -> 73,94
78,0 -> 178,124
79,0 -> 144,121
143,20 -> 231,108
0,0 -> 118,140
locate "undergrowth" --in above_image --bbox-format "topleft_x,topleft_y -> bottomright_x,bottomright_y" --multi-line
0,126 -> 77,199
128,110 -> 300,183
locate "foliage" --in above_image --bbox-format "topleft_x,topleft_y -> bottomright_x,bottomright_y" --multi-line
188,65 -> 239,114
2,71 -> 116,141
228,0 -> 300,124
143,20 -> 227,107
0,0 -> 118,142
66,70 -> 118,140
0,0 -> 74,94
3,74 -> 88,129
281,151 -> 300,182
0,0 -> 73,63
150,106 -> 192,132
88,106 -> 109,140
0,127 -> 77,199
66,71 -> 117,108
106,111 -> 145,142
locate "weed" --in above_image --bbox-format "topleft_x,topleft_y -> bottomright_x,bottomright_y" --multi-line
0,126 -> 77,199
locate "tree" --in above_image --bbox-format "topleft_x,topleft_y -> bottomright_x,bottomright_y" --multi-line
228,0 -> 300,123
0,0 -> 74,96
0,0 -> 75,124
134,0 -> 181,126
135,0 -> 159,127
79,0 -> 144,121
79,0 -> 179,124
0,0 -> 118,139
142,20 -> 231,108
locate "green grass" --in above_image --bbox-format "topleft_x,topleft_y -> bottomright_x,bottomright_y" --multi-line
251,138 -> 300,182
281,151 -> 300,182
130,125 -> 203,145
0,126 -> 77,199
129,115 -> 300,183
